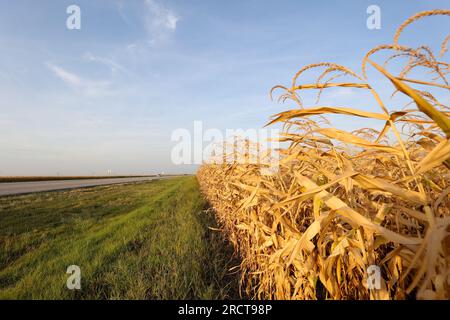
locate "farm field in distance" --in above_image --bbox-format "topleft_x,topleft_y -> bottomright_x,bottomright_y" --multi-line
0,175 -> 162,183
0,177 -> 238,299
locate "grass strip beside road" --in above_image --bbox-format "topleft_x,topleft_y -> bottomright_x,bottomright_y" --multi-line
0,176 -> 238,299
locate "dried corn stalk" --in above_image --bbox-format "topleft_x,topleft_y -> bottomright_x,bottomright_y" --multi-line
197,10 -> 450,300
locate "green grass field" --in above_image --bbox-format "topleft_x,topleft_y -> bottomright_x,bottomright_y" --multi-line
0,177 -> 239,299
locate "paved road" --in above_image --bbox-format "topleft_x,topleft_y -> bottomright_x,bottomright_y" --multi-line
0,177 -> 166,197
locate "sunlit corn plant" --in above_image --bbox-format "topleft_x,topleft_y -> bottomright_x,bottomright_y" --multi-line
197,10 -> 450,300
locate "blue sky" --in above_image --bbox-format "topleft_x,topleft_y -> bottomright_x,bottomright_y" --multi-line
0,0 -> 449,175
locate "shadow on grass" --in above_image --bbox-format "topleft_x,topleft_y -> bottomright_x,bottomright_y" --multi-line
199,204 -> 244,300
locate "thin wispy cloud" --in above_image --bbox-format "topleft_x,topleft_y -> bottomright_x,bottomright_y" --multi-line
116,0 -> 131,26
83,52 -> 129,75
145,0 -> 178,32
118,0 -> 180,56
46,63 -> 111,97
142,0 -> 179,46
47,63 -> 82,86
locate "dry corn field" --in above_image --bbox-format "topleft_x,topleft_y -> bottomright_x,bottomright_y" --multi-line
197,10 -> 450,300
